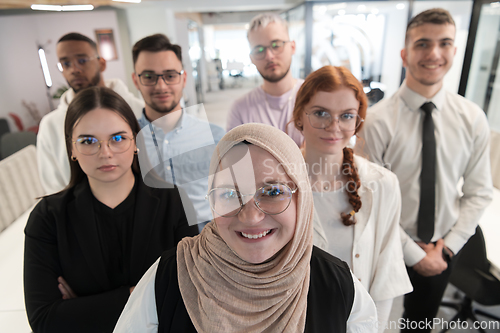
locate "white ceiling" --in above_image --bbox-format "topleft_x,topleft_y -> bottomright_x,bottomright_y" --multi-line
0,0 -> 301,12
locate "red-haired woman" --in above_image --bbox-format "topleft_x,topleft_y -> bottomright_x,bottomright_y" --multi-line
293,66 -> 412,331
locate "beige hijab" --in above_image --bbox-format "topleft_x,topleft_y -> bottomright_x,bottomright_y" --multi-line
177,123 -> 314,332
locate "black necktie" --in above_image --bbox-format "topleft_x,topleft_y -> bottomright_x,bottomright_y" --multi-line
417,102 -> 436,243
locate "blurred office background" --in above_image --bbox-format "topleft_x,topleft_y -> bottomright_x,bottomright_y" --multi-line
3,0 -> 500,132
1,1 -> 500,332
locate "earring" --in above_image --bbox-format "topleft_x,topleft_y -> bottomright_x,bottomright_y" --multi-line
297,122 -> 302,126
71,156 -> 77,161
134,148 -> 140,155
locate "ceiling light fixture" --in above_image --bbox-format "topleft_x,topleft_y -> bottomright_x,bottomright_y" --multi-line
396,3 -> 406,10
38,47 -> 52,88
31,4 -> 94,11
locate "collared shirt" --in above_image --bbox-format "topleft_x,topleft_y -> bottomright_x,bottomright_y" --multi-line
357,81 -> 493,266
138,110 -> 225,226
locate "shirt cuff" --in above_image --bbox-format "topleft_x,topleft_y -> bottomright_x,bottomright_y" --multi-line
443,231 -> 467,255
403,240 -> 427,267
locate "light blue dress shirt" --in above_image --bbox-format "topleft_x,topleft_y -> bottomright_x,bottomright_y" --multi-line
137,109 -> 225,227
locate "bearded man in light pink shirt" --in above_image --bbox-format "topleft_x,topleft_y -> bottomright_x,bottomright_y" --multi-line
226,13 -> 304,146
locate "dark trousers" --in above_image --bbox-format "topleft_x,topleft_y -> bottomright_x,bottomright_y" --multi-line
401,256 -> 458,333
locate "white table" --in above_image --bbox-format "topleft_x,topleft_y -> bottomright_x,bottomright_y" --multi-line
479,188 -> 500,280
0,207 -> 34,333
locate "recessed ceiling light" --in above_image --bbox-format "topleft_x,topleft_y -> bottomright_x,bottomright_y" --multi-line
338,9 -> 346,16
112,0 -> 142,3
31,4 -> 94,11
62,5 -> 94,11
396,3 -> 406,10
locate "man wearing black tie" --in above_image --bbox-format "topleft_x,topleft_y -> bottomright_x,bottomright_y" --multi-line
357,8 -> 493,332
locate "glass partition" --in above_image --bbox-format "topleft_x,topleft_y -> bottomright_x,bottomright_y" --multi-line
283,4 -> 306,79
465,1 -> 500,131
310,1 -> 409,102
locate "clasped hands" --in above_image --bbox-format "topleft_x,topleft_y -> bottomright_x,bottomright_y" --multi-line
412,239 -> 453,277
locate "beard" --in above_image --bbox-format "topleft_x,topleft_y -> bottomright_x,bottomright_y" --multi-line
70,70 -> 102,94
259,65 -> 290,83
145,97 -> 181,115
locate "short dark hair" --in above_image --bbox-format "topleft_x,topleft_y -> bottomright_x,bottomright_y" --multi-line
58,32 -> 98,53
405,8 -> 456,44
132,34 -> 182,66
64,86 -> 141,190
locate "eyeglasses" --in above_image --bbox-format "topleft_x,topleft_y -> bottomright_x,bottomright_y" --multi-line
250,40 -> 290,60
57,56 -> 99,72
73,135 -> 134,156
306,110 -> 364,131
137,70 -> 184,86
206,183 -> 297,217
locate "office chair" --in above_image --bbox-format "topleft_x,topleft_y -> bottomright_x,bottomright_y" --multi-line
0,131 -> 37,160
440,226 -> 500,333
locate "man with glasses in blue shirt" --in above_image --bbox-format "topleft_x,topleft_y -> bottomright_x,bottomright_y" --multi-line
227,13 -> 304,146
132,34 -> 224,231
37,32 -> 143,195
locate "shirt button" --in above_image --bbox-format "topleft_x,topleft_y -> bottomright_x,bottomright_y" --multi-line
164,139 -> 169,144
355,254 -> 360,258
166,166 -> 171,171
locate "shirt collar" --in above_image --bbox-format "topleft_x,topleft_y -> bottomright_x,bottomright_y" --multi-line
399,80 -> 445,112
139,109 -> 186,132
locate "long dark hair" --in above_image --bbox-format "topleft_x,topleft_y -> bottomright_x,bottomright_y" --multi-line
64,86 -> 141,190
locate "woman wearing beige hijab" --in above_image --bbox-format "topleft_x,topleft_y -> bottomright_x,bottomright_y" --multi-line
113,123 -> 377,332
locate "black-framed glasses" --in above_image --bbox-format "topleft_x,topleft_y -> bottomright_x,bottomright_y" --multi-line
137,70 -> 184,86
73,135 -> 134,156
250,40 -> 290,60
306,110 -> 364,131
206,183 -> 297,217
57,55 -> 99,72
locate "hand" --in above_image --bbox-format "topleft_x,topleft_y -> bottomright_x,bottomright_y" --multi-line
58,276 -> 78,300
129,286 -> 135,294
443,246 -> 454,259
413,239 -> 448,277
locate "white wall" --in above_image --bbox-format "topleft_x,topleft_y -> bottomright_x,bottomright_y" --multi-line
125,7 -> 177,45
0,10 -> 127,129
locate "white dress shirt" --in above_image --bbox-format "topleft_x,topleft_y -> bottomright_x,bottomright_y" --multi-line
357,81 -> 493,266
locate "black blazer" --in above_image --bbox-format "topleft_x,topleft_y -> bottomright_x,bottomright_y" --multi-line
24,176 -> 198,333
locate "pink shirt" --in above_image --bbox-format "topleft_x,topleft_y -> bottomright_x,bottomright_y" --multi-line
226,80 -> 304,146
